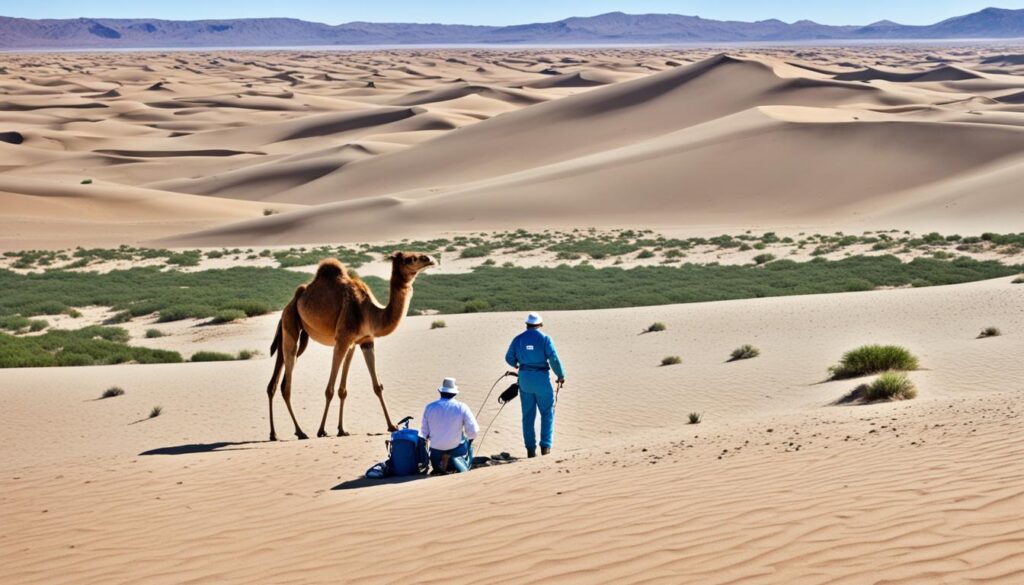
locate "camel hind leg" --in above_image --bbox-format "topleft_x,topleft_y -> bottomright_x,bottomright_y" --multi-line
278,305 -> 308,440
266,345 -> 284,441
336,346 -> 357,436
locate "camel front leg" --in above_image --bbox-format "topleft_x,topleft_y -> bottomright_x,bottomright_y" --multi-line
337,346 -> 356,436
361,342 -> 397,432
316,344 -> 347,438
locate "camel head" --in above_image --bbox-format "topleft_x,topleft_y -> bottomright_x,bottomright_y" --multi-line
390,251 -> 437,280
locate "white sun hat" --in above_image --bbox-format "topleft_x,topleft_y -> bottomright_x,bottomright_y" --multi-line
525,312 -> 543,326
437,377 -> 459,395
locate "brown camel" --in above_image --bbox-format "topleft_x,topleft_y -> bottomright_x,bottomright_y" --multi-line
265,252 -> 436,441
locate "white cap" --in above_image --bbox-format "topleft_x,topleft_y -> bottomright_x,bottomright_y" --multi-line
525,312 -> 543,326
437,377 -> 459,395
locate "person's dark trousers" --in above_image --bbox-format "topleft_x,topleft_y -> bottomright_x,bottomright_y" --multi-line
429,439 -> 473,473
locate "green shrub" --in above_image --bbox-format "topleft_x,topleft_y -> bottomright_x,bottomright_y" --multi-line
101,386 -> 125,399
149,406 -> 163,418
80,178 -> 92,185
263,209 -> 279,216
752,254 -> 776,265
237,349 -> 258,360
646,322 -> 666,333
431,320 -> 447,330
978,327 -> 1001,339
728,344 -> 760,362
637,249 -> 656,259
463,299 -> 490,313
863,372 -> 917,401
829,345 -> 919,379
210,309 -> 246,324
190,351 -> 236,362
28,319 -> 48,332
688,412 -> 702,424
459,246 -> 493,259
0,326 -> 182,368
661,356 -> 682,367
145,328 -> 165,338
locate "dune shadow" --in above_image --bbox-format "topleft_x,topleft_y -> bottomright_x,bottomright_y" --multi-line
140,440 -> 267,456
332,474 -> 428,491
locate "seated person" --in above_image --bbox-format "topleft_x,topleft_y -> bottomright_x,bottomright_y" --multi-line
420,377 -> 479,474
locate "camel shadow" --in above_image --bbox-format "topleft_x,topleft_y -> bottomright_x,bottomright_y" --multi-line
332,474 -> 428,491
139,441 -> 267,456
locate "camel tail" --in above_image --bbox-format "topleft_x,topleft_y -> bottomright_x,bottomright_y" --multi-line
270,319 -> 282,356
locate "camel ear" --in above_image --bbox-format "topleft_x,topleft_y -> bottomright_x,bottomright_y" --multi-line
390,252 -> 401,261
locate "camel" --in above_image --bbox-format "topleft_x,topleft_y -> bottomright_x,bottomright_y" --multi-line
265,251 -> 437,441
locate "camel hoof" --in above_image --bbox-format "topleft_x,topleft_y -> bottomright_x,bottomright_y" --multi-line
387,426 -> 398,433
295,431 -> 309,440
269,433 -> 277,441
338,430 -> 350,437
316,429 -> 328,438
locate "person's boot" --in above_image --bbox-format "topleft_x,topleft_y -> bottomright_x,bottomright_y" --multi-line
527,448 -> 536,458
541,447 -> 551,456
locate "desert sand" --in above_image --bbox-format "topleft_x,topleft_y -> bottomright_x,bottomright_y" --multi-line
2,275 -> 1023,583
3,45 -> 1024,584
3,46 -> 1024,248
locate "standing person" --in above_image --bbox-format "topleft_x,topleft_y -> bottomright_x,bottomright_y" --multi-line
505,313 -> 565,458
420,377 -> 479,474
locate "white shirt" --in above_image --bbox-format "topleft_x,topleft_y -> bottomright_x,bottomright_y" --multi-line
420,397 -> 479,451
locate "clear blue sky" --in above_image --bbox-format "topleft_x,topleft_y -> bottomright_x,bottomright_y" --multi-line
1,1 -> 1021,26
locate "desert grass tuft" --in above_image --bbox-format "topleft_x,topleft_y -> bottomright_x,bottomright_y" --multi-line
829,345 -> 918,379
863,372 -> 917,401
728,344 -> 760,362
190,350 -> 236,362
149,405 -> 163,418
646,322 -> 666,333
145,328 -> 165,339
661,355 -> 682,367
688,412 -> 702,424
101,386 -> 125,399
978,326 -> 1001,339
431,319 -> 447,330
237,349 -> 258,360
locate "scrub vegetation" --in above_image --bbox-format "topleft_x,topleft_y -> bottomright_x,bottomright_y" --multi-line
828,345 -> 919,380
431,320 -> 447,330
661,356 -> 683,367
101,386 -> 125,399
978,327 -> 1001,339
645,322 -> 667,333
688,412 -> 703,424
0,326 -> 183,368
862,372 -> 918,402
375,256 -> 1020,315
728,345 -> 760,362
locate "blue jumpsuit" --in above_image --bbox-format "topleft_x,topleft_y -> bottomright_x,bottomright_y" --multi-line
505,329 -> 565,452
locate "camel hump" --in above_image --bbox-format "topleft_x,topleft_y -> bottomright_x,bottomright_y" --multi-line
314,258 -> 347,280
293,283 -> 307,299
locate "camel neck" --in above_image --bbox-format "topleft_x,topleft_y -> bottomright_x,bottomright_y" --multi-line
377,262 -> 415,335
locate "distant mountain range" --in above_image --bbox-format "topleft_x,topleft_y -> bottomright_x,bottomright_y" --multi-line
2,7 -> 1024,49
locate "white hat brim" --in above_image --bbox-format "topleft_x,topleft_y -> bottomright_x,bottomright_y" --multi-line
438,386 -> 459,394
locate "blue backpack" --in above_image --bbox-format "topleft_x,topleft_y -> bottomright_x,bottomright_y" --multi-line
367,416 -> 429,478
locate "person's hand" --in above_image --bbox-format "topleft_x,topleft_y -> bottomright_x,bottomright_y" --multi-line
557,378 -> 565,386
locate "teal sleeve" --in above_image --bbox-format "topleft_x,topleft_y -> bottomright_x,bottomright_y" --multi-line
546,336 -> 565,379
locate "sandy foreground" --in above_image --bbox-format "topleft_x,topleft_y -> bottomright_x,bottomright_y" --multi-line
1,275 -> 1022,583
3,46 -> 1024,249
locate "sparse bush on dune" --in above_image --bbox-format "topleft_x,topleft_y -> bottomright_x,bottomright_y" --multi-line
237,349 -> 258,360
145,328 -> 165,338
729,344 -> 760,362
210,309 -> 246,324
978,327 -> 1001,339
101,386 -> 125,399
829,345 -> 919,380
688,412 -> 702,424
862,372 -> 917,402
431,319 -> 447,330
149,406 -> 163,418
646,322 -> 666,333
190,351 -> 236,362
752,254 -> 776,265
661,356 -> 682,367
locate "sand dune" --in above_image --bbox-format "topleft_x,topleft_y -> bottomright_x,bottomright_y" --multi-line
3,46 -> 1024,246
